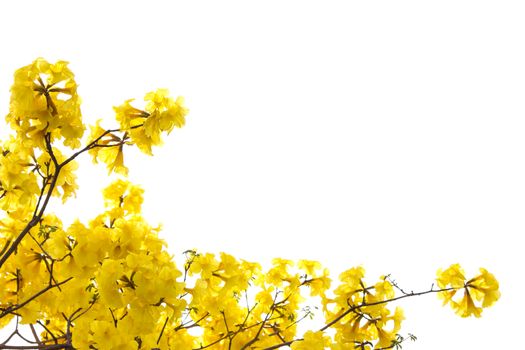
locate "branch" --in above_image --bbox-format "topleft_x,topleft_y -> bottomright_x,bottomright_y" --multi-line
29,325 -> 42,348
319,286 -> 455,332
0,344 -> 72,350
156,316 -> 169,345
175,312 -> 209,331
60,123 -> 142,168
240,289 -> 280,350
0,135 -> 61,269
0,277 -> 73,319
260,286 -> 457,350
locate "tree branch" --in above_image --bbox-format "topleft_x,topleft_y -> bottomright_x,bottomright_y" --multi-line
0,278 -> 73,319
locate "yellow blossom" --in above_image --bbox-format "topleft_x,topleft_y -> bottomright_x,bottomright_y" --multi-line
437,264 -> 500,317
7,58 -> 84,149
292,331 -> 330,350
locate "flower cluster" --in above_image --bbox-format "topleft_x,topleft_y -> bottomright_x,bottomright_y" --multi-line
114,88 -> 187,155
436,263 -> 500,317
6,58 -> 84,150
88,88 -> 188,175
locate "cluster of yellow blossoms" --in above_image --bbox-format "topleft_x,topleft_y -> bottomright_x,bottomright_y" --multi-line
0,59 -> 499,350
436,264 -> 500,318
7,58 -> 84,150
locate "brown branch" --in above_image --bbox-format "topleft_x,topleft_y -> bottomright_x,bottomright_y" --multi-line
260,286 -> 458,350
193,334 -> 229,350
0,134 -> 62,269
0,121 -> 143,268
232,299 -> 258,343
29,325 -> 43,348
240,290 -> 280,350
319,286 -> 456,332
0,344 -> 72,350
0,218 -> 40,269
0,239 -> 11,258
175,311 -> 209,331
0,278 -> 73,319
60,123 -> 142,168
36,321 -> 58,345
31,183 -> 48,225
156,316 -> 169,345
220,311 -> 232,350
260,339 -> 297,350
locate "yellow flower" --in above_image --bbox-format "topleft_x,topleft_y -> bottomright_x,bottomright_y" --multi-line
113,89 -> 187,156
102,179 -> 144,215
97,259 -> 125,308
334,266 -> 366,297
374,278 -> 395,300
437,264 -> 500,317
36,147 -> 79,202
436,263 -> 466,289
292,331 -> 330,350
308,272 -> 331,297
43,228 -> 71,259
467,268 -> 501,308
0,138 -> 40,211
145,89 -> 187,131
298,259 -> 322,277
7,58 -> 84,149
451,289 -> 482,318
114,98 -> 149,131
88,120 -> 129,175
189,253 -> 219,279
266,258 -> 295,286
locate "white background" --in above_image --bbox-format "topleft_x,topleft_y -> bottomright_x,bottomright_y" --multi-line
1,1 -> 524,348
